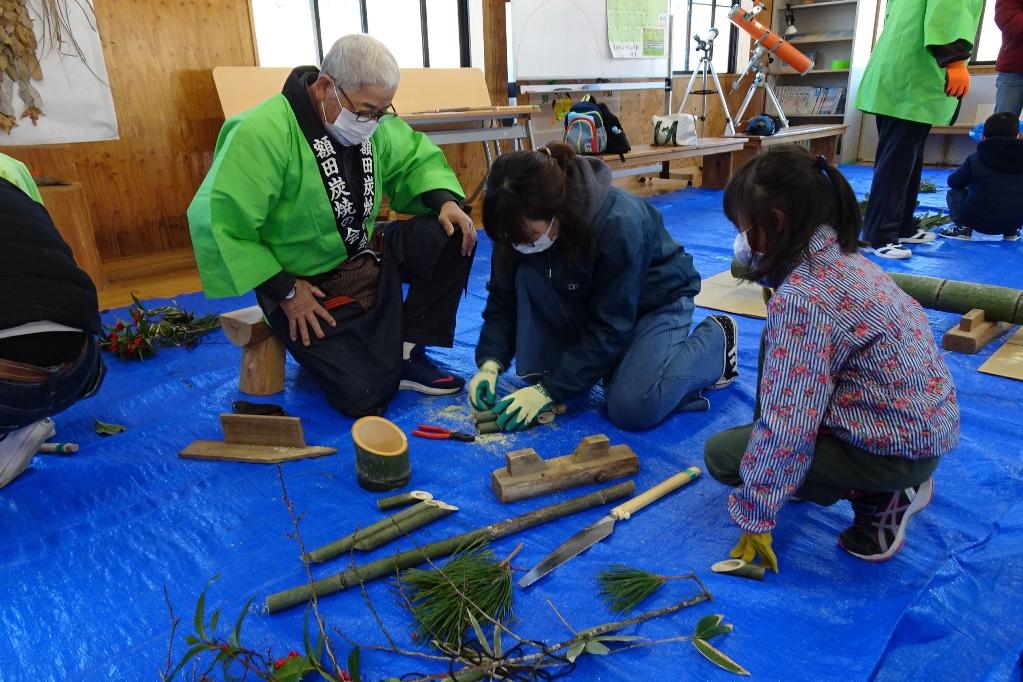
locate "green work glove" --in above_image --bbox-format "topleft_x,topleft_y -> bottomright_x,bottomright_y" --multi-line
493,384 -> 553,432
730,531 -> 779,573
468,359 -> 502,410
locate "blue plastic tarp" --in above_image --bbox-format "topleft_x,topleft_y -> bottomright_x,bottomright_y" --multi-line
1,165 -> 1021,681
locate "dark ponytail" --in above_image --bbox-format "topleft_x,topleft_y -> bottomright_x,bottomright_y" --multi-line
482,143 -> 590,263
723,144 -> 862,286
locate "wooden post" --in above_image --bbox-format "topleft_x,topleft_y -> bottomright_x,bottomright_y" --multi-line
482,0 -> 509,106
701,151 -> 733,189
220,306 -> 285,395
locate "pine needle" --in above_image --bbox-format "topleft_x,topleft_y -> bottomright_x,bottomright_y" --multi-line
918,180 -> 938,193
597,565 -> 668,614
401,541 -> 513,650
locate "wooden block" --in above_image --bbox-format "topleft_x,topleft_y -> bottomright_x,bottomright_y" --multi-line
700,152 -> 733,189
491,435 -> 639,503
220,413 -> 305,447
179,440 -> 336,464
942,309 -> 1010,354
220,306 -> 272,347
220,306 -> 286,395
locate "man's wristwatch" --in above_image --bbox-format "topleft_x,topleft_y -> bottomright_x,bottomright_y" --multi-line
283,285 -> 298,301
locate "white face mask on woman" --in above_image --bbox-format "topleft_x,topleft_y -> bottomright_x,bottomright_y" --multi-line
513,216 -> 557,255
732,230 -> 762,267
321,84 -> 379,146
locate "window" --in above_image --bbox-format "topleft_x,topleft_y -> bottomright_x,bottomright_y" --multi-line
251,0 -> 477,69
972,0 -> 999,64
671,0 -> 739,74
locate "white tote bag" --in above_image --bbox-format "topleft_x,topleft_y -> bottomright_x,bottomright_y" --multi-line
652,113 -> 698,147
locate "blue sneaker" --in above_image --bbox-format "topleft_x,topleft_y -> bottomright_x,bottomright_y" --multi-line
399,347 -> 465,395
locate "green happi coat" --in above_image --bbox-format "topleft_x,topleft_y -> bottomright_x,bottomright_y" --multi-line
855,0 -> 984,125
188,94 -> 464,298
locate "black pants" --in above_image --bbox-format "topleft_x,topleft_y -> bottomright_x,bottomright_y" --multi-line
260,217 -> 474,418
862,114 -> 933,248
702,331 -> 938,505
947,188 -> 1023,236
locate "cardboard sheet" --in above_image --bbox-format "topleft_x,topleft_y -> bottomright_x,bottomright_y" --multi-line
694,270 -> 768,319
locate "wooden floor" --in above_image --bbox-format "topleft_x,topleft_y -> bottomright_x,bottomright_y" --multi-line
94,176 -> 694,310
98,247 -> 203,310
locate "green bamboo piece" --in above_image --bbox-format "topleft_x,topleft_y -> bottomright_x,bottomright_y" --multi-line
305,501 -> 434,564
729,258 -> 1023,324
474,410 -> 499,424
710,558 -> 765,581
354,500 -> 458,551
377,490 -> 433,511
478,420 -> 502,435
266,480 -> 636,613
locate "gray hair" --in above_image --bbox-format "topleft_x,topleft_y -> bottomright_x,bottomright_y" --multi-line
320,34 -> 400,93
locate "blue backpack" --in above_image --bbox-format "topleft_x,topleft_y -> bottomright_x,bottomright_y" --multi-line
562,95 -> 630,157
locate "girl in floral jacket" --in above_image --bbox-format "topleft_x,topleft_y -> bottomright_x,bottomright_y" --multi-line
704,145 -> 959,571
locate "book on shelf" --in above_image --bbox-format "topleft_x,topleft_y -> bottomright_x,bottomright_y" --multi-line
773,85 -> 846,115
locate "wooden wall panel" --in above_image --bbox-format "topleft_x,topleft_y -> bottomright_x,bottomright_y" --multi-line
5,0 -> 257,261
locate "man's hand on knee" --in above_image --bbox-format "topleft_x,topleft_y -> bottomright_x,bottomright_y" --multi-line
280,279 -> 336,346
438,201 -> 477,257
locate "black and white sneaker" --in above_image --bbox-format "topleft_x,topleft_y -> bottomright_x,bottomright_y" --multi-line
399,346 -> 465,396
938,224 -> 972,240
837,478 -> 934,562
706,314 -> 738,389
1004,228 -> 1021,242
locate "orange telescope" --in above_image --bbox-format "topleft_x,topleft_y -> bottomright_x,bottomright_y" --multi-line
728,4 -> 814,75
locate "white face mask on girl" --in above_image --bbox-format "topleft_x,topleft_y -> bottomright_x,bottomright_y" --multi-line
321,84 -> 379,146
513,216 -> 557,255
732,230 -> 762,266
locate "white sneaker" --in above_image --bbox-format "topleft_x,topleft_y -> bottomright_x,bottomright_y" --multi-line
0,418 -> 56,489
898,229 -> 936,244
870,243 -> 912,259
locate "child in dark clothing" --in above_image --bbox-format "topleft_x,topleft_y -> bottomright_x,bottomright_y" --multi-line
939,111 -> 1023,240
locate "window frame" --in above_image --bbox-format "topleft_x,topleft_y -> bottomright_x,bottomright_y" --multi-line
671,0 -> 739,76
309,0 -> 472,68
969,0 -> 997,66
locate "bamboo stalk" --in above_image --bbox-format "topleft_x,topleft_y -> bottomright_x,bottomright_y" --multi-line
37,442 -> 79,455
710,558 -> 765,581
478,421 -> 502,435
474,410 -> 499,424
377,490 -> 433,511
305,501 -> 433,564
354,501 -> 458,551
266,480 -> 636,613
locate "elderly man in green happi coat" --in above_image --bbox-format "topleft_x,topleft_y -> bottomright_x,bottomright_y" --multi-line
189,34 -> 476,418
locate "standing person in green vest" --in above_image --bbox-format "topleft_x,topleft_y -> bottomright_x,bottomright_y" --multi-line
856,0 -> 984,259
189,35 -> 476,418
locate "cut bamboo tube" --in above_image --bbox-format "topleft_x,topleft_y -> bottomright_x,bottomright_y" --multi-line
354,500 -> 458,551
711,558 -> 765,581
266,480 -> 636,613
37,442 -> 79,455
478,420 -> 502,435
352,416 -> 410,491
305,501 -> 433,564
377,490 -> 433,511
474,410 -> 499,424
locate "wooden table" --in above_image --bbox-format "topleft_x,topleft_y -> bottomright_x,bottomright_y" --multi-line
599,138 -> 750,189
729,123 -> 848,169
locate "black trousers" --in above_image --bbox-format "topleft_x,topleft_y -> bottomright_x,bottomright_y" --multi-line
260,217 -> 474,418
862,114 -> 933,248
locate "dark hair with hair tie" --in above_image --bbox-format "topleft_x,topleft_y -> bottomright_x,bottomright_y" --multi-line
723,144 -> 861,287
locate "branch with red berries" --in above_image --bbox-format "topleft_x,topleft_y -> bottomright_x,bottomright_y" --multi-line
99,294 -> 220,360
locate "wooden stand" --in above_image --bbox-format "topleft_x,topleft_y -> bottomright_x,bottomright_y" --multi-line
942,309 -> 1011,354
39,183 -> 108,289
491,435 -> 639,504
729,124 -> 848,171
180,414 -> 336,463
220,306 -> 285,395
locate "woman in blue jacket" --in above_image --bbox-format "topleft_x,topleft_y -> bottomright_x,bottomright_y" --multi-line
470,144 -> 738,431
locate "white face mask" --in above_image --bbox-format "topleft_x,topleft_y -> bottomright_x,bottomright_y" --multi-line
321,84 -> 379,146
514,216 -> 557,255
732,230 -> 761,266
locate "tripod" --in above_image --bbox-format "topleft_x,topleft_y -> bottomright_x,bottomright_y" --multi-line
732,40 -> 790,130
677,31 -> 735,136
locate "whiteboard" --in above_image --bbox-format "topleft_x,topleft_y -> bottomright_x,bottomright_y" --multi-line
511,0 -> 670,80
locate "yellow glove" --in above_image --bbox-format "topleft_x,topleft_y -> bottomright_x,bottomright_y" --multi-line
468,359 -> 501,410
945,61 -> 970,98
730,531 -> 779,573
493,384 -> 553,431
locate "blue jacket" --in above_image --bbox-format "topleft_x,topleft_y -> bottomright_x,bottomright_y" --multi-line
476,158 -> 700,403
947,136 -> 1023,233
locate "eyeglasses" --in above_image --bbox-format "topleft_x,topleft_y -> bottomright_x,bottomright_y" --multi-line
336,84 -> 397,122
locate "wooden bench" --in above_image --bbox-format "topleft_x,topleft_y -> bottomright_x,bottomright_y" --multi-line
729,123 -> 848,170
598,137 -> 749,190
929,124 -> 973,166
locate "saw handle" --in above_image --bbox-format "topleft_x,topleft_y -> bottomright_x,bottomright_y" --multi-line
611,467 -> 701,520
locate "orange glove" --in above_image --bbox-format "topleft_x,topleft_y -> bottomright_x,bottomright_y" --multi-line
945,61 -> 970,98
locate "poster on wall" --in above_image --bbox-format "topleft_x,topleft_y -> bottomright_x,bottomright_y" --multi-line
0,0 -> 117,146
607,0 -> 669,58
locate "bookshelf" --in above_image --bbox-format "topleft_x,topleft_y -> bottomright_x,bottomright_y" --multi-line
764,0 -> 876,159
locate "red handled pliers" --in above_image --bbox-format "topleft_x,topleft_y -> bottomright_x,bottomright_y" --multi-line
412,424 -> 475,442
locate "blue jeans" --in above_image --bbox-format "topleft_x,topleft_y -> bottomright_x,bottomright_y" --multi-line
514,266 -> 726,431
995,72 -> 1023,120
0,336 -> 105,433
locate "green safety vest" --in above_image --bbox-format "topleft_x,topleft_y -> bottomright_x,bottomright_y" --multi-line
0,152 -> 43,204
